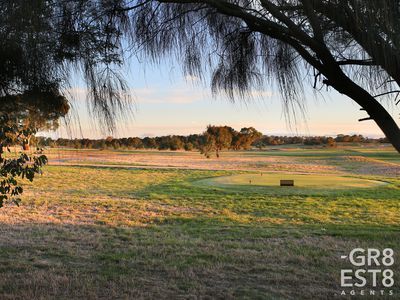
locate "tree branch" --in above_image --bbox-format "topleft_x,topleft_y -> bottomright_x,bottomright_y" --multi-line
337,59 -> 376,66
373,91 -> 400,98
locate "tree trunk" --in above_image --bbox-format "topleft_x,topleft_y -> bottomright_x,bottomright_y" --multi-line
23,135 -> 32,151
328,74 -> 400,153
365,104 -> 400,153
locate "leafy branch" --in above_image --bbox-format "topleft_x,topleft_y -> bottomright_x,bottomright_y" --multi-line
0,115 -> 47,208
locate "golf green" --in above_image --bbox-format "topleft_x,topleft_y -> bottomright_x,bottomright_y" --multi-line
197,173 -> 386,189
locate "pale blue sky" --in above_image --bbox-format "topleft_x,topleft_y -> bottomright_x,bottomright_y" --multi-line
47,59 -> 400,139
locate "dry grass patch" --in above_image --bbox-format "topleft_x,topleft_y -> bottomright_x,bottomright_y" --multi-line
0,148 -> 398,298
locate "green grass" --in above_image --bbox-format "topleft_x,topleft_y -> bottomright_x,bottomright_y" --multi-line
196,173 -> 387,189
0,147 -> 399,299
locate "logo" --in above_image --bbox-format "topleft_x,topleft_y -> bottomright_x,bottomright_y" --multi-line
340,248 -> 395,296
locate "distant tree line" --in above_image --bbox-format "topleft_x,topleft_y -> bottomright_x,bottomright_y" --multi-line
33,126 -> 390,155
253,134 -> 388,148
33,126 -> 263,157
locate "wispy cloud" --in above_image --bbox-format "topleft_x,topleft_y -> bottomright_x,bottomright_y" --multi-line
132,87 -> 204,104
65,85 -> 273,104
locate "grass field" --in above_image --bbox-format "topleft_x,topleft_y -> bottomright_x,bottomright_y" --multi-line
0,146 -> 399,299
197,173 -> 387,189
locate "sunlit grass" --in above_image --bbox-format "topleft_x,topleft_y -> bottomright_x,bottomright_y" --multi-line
197,173 -> 386,188
0,147 -> 399,298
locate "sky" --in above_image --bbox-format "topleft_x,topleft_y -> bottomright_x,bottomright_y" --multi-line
44,60 -> 400,139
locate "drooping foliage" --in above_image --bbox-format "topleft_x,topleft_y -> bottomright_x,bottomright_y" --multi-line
1,0 -> 400,151
122,0 -> 400,152
0,0 -> 130,130
0,0 -> 131,206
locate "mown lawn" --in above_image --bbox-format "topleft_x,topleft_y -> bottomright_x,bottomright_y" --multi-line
0,162 -> 399,299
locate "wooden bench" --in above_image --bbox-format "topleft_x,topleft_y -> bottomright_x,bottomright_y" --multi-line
280,180 -> 294,186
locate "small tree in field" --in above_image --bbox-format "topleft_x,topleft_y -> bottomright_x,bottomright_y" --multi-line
232,127 -> 263,150
200,133 -> 216,159
201,126 -> 235,158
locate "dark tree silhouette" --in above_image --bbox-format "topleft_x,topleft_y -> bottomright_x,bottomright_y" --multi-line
0,0 -> 130,130
122,0 -> 400,152
1,1 -> 400,151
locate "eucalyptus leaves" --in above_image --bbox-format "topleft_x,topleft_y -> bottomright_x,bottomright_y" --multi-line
0,115 -> 47,207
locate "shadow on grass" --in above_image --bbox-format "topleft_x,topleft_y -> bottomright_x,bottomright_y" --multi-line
0,220 -> 399,299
